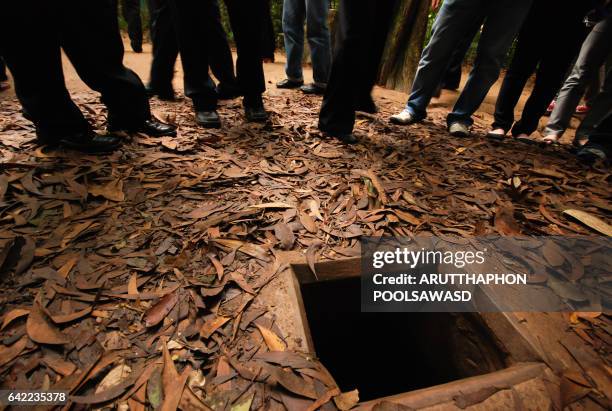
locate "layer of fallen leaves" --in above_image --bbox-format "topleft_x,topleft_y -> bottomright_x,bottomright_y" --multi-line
0,88 -> 610,410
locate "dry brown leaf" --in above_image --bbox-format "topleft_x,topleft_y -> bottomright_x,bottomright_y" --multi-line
299,210 -> 318,233
0,335 -> 28,367
211,239 -> 269,261
57,254 -> 79,279
200,316 -> 230,339
96,364 -> 132,394
144,291 -> 179,327
88,179 -> 125,202
274,368 -> 318,399
128,273 -> 139,295
256,324 -> 286,351
334,389 -> 360,410
49,306 -> 92,324
1,308 -> 30,330
274,223 -> 295,250
26,301 -> 69,345
494,205 -> 521,235
366,170 -> 389,204
250,202 -> 296,209
562,209 -> 612,236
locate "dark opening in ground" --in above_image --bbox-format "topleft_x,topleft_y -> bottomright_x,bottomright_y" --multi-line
299,276 -> 508,402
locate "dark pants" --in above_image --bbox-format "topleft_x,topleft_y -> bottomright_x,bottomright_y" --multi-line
121,0 -> 143,49
149,0 -> 238,97
319,0 -> 396,135
0,0 -> 150,142
261,0 -> 277,61
0,57 -> 7,82
545,15 -> 612,138
148,0 -> 179,95
169,0 -> 265,110
405,0 -> 533,126
492,0 -> 593,136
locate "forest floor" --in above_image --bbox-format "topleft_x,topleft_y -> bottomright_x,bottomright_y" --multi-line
0,44 -> 610,410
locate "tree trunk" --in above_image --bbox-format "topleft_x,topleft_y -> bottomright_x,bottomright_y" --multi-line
378,0 -> 430,92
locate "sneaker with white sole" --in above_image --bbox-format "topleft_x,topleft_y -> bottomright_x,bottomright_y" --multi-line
448,122 -> 470,137
390,109 -> 418,125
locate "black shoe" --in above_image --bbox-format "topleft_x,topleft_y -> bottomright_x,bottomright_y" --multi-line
300,83 -> 326,95
216,84 -> 242,100
196,110 -> 221,128
276,78 -> 304,89
323,132 -> 358,145
131,41 -> 143,53
40,130 -> 122,154
108,118 -> 177,137
356,97 -> 377,114
139,119 -> 177,137
245,104 -> 268,122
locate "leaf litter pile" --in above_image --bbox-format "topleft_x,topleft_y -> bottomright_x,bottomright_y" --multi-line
0,89 -> 610,410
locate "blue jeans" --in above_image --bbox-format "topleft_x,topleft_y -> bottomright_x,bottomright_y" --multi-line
405,0 -> 532,126
282,0 -> 331,85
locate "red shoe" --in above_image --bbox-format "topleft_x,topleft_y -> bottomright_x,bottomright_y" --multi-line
545,100 -> 555,115
575,104 -> 590,114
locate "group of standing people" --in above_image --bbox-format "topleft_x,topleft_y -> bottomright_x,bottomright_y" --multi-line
0,0 -> 610,164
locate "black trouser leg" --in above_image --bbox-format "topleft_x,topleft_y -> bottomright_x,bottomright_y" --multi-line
319,0 -> 395,135
491,41 -> 539,132
208,0 -> 239,92
0,57 -> 7,82
60,0 -> 150,130
121,0 -> 143,49
224,0 -> 267,105
148,0 -> 179,94
261,0 -> 276,60
0,1 -> 89,141
498,0 -> 589,136
512,33 -> 588,136
359,0 -> 396,102
168,0 -> 218,111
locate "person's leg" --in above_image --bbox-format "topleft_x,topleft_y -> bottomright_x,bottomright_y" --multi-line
576,111 -> 612,164
282,0 -> 306,83
59,0 -> 150,131
544,17 -> 612,139
224,0 -> 268,120
168,0 -> 218,112
319,0 -> 369,137
319,0 -> 396,140
355,0 -> 396,111
0,1 -> 127,151
305,0 -> 332,87
441,18 -> 481,90
207,0 -> 240,97
121,0 -> 143,52
0,1 -> 90,142
405,0 -> 486,121
511,9 -> 590,137
447,0 -> 533,128
261,0 -> 277,61
576,65 -> 612,140
148,0 -> 179,98
491,3 -> 542,134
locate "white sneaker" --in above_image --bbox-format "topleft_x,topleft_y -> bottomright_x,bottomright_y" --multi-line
390,109 -> 417,125
449,122 -> 470,137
